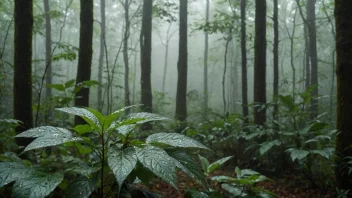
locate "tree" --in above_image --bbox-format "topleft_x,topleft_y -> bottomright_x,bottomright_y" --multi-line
272,0 -> 279,119
140,0 -> 153,127
74,0 -> 93,124
175,0 -> 188,121
241,0 -> 249,124
335,0 -> 352,192
203,0 -> 209,117
306,0 -> 318,119
44,0 -> 52,100
253,0 -> 267,125
122,0 -> 132,113
14,0 -> 34,147
98,0 -> 106,111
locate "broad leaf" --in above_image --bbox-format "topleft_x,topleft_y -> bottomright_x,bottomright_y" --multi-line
16,126 -> 83,152
108,147 -> 137,192
286,149 -> 310,161
125,112 -> 170,124
167,150 -> 207,186
47,84 -> 65,91
136,145 -> 177,188
207,156 -> 233,174
211,175 -> 236,183
221,183 -> 244,196
146,133 -> 209,150
198,155 -> 210,174
73,124 -> 93,135
56,107 -> 101,130
0,162 -> 33,187
67,176 -> 98,198
12,172 -> 63,198
116,124 -> 136,137
259,140 -> 281,156
64,161 -> 94,177
310,148 -> 334,159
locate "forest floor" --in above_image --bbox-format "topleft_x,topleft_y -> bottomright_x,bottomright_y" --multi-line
138,170 -> 335,198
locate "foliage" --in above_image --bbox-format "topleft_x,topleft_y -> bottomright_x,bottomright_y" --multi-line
0,106 -> 209,197
185,155 -> 275,198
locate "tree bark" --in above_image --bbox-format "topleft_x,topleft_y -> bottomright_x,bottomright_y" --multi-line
123,0 -> 131,112
253,0 -> 267,125
273,0 -> 279,119
241,0 -> 249,124
335,0 -> 352,192
140,0 -> 153,128
98,0 -> 106,112
14,0 -> 34,147
74,0 -> 93,125
203,0 -> 209,117
307,0 -> 318,119
44,0 -> 52,99
175,0 -> 188,121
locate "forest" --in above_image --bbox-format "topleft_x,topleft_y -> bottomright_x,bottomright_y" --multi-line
0,0 -> 351,197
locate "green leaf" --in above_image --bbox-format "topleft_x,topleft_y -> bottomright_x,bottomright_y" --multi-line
310,148 -> 334,159
167,150 -> 207,186
108,147 -> 137,192
116,124 -> 136,137
16,126 -> 83,152
259,140 -> 282,156
221,183 -> 244,196
72,124 -> 93,135
56,107 -> 101,130
125,112 -> 170,124
12,172 -> 63,198
0,162 -> 33,187
47,84 -> 65,91
211,175 -> 236,183
64,161 -> 94,177
146,133 -> 209,150
185,189 -> 209,198
198,155 -> 210,174
207,156 -> 233,174
300,122 -> 329,135
286,149 -> 310,161
64,79 -> 76,88
136,145 -> 177,188
67,176 -> 98,198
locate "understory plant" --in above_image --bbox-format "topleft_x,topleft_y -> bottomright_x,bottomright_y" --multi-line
185,155 -> 275,198
0,106 -> 209,197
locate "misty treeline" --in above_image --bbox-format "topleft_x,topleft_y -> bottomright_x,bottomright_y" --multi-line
1,0 -> 352,197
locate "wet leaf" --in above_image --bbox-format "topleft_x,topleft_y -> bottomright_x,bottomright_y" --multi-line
146,133 -> 209,150
207,156 -> 233,174
56,107 -> 101,130
286,149 -> 310,161
136,145 -> 177,188
67,176 -> 98,198
12,171 -> 63,198
0,162 -> 33,188
108,147 -> 137,192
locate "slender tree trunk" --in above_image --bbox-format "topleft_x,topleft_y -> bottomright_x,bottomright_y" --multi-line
285,9 -> 297,97
223,31 -> 232,114
241,0 -> 249,124
14,0 -> 34,147
44,0 -> 52,99
132,50 -> 137,106
74,0 -> 93,125
175,0 -> 188,121
307,0 -> 318,119
273,0 -> 279,119
203,0 -> 209,117
304,26 -> 311,92
140,0 -> 153,128
123,0 -> 131,112
253,0 -> 267,125
98,0 -> 106,112
161,23 -> 175,94
335,0 -> 352,192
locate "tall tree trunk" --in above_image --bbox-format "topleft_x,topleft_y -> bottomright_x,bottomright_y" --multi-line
140,0 -> 153,128
335,0 -> 352,192
44,0 -> 52,99
304,25 -> 311,92
175,0 -> 188,121
273,0 -> 279,119
223,31 -> 232,114
123,0 -> 131,112
253,0 -> 267,125
203,0 -> 209,117
307,0 -> 318,119
241,0 -> 249,124
161,23 -> 176,94
98,0 -> 106,112
14,0 -> 34,147
74,0 -> 93,125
